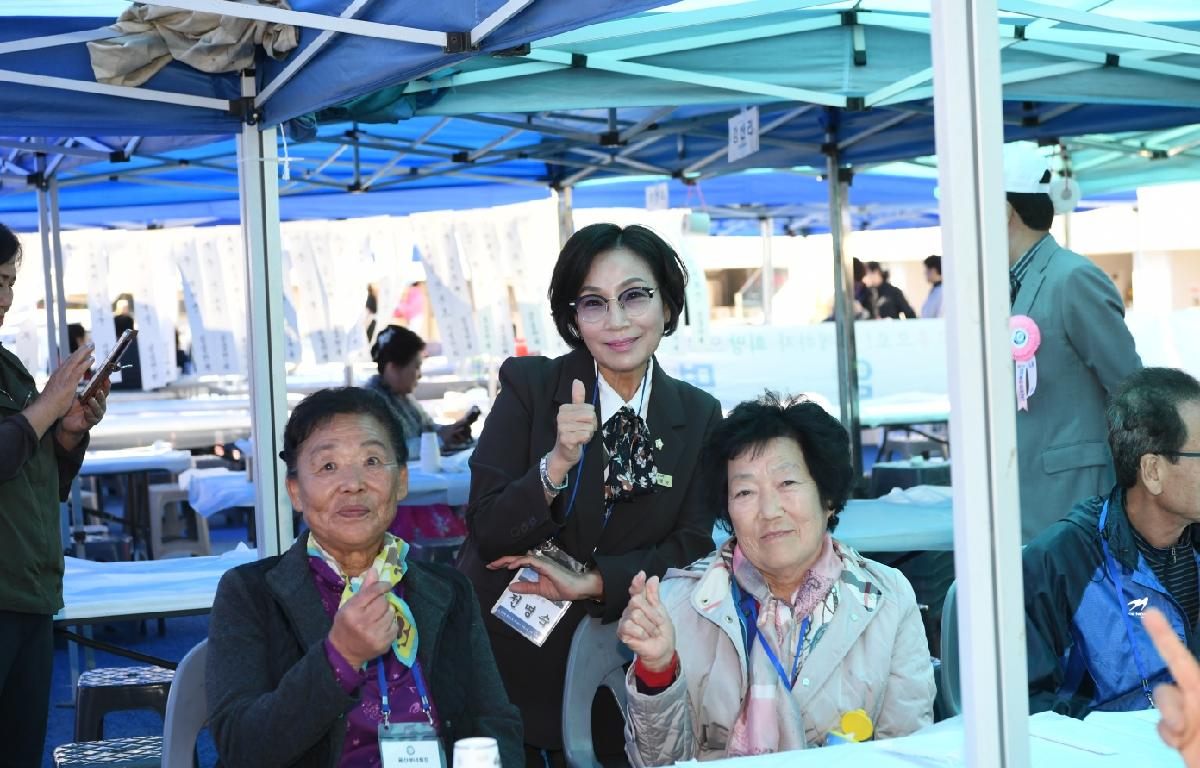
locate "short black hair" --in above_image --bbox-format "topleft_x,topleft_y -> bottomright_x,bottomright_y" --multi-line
68,323 -> 87,353
371,325 -> 424,374
705,392 -> 855,535
280,387 -> 409,476
852,257 -> 865,283
1007,170 -> 1054,232
548,223 -> 688,349
1108,368 -> 1200,489
0,222 -> 21,268
924,255 -> 942,274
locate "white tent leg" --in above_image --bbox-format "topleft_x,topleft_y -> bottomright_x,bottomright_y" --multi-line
238,74 -> 291,558
759,217 -> 773,324
931,1 -> 1029,764
557,186 -> 574,249
826,147 -> 863,479
50,177 -> 86,555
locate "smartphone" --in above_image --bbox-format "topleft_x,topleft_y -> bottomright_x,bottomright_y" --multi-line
79,329 -> 137,402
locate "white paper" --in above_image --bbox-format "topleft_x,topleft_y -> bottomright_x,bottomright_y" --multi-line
645,182 -> 670,211
728,107 -> 760,163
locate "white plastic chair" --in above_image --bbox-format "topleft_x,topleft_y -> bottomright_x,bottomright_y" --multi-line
562,617 -> 633,768
937,582 -> 961,717
162,639 -> 208,768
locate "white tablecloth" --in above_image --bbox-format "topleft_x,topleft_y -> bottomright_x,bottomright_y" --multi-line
180,467 -> 255,518
80,446 -> 193,476
858,393 -> 951,428
712,486 -> 953,553
56,546 -> 258,623
90,409 -> 252,451
177,457 -> 473,517
696,710 -> 1181,767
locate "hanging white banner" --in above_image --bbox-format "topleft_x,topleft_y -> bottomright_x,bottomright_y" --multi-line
122,230 -> 178,390
80,241 -> 117,380
455,217 -> 516,360
502,200 -> 564,358
410,212 -> 479,360
178,228 -> 246,376
285,228 -> 339,365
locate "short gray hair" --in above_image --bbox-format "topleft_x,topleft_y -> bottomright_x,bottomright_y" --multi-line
1108,368 -> 1200,488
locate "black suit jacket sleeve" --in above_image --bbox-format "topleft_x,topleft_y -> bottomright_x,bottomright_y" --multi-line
466,356 -> 568,562
589,399 -> 722,622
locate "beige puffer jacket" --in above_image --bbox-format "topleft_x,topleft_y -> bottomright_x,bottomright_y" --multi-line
624,541 -> 935,765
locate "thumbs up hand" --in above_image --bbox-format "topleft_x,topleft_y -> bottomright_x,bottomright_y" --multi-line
551,378 -> 597,471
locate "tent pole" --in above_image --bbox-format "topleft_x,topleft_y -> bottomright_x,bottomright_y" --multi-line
931,2 -> 1030,765
759,217 -> 773,325
825,126 -> 863,481
557,186 -> 574,249
35,154 -> 73,555
237,71 -> 292,558
49,177 -> 86,555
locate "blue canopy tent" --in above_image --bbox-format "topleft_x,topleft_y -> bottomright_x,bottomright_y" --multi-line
0,0 -> 664,556
2,1 -> 1197,490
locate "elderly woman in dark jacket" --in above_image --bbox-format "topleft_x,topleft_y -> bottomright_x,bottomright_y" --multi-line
207,387 -> 521,767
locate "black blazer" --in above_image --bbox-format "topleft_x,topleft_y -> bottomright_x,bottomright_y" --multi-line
206,534 -> 523,768
458,347 -> 721,746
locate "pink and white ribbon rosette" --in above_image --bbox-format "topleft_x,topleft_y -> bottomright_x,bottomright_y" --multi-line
1010,315 -> 1041,411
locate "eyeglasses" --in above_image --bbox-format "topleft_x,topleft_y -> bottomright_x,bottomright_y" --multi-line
1163,451 -> 1200,459
569,286 -> 657,324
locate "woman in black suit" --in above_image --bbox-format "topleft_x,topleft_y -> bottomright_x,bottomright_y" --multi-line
458,223 -> 722,767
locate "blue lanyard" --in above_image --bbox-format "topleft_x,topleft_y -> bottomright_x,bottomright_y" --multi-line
1098,499 -> 1156,708
729,576 -> 809,691
377,656 -> 434,725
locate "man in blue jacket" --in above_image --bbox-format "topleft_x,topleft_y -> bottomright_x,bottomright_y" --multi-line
1025,367 -> 1200,717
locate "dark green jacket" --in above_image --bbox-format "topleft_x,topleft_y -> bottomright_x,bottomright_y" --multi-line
206,534 -> 523,768
0,343 -> 87,615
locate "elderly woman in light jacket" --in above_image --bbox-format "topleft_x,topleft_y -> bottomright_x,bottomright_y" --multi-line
618,394 -> 935,764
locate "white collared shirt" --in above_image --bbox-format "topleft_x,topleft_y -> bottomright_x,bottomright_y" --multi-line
595,359 -> 653,430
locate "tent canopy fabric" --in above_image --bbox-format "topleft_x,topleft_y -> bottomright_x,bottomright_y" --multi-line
0,0 -> 663,136
0,1 -> 1196,230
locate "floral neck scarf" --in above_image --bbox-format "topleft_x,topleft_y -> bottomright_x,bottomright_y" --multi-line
601,405 -> 659,504
307,532 -> 419,667
598,363 -> 658,505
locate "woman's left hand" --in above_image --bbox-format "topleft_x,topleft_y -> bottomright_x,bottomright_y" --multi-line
57,379 -> 109,448
488,553 -> 603,602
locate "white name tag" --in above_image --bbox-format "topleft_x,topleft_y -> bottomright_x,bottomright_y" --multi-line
379,722 -> 446,768
491,568 -> 571,647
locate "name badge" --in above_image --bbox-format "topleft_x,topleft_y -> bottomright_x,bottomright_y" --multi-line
379,722 -> 446,768
490,540 -> 581,646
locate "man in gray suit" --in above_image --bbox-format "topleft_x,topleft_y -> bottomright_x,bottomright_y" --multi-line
1005,144 -> 1141,542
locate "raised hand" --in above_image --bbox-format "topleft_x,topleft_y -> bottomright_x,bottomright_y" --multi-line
327,569 -> 399,669
22,342 -> 95,440
617,571 -> 676,673
487,553 -> 602,602
1145,608 -> 1200,767
551,378 -> 596,470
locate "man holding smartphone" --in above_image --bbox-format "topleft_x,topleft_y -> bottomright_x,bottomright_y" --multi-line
0,221 -> 110,767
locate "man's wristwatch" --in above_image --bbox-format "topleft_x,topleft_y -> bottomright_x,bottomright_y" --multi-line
540,453 -> 569,496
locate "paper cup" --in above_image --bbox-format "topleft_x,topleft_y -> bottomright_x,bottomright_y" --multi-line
453,737 -> 500,768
